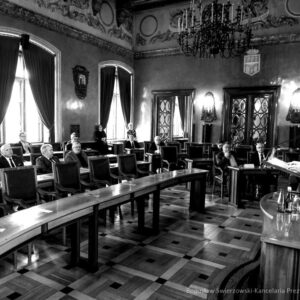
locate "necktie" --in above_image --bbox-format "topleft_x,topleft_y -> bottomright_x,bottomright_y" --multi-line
260,153 -> 264,165
9,158 -> 15,168
132,142 -> 135,149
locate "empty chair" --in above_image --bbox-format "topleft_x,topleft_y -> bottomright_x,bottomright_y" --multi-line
88,156 -> 122,221
0,166 -> 55,210
160,146 -> 185,172
52,142 -> 62,151
118,154 -> 149,180
30,144 -> 42,154
118,154 -> 150,216
30,153 -> 41,166
88,156 -> 120,187
53,161 -> 91,197
166,142 -> 181,154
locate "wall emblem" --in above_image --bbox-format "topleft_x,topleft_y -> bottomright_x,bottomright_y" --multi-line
243,49 -> 261,76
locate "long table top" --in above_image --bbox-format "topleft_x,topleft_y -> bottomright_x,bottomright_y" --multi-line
260,193 -> 300,250
0,168 -> 207,256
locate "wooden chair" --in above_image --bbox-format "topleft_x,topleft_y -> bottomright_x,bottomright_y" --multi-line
0,166 -> 55,210
30,144 -> 42,154
88,156 -> 122,221
30,153 -> 41,166
0,166 -> 55,269
160,146 -> 185,172
118,154 -> 150,216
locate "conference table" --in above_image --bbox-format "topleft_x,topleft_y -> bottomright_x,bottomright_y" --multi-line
228,166 -> 279,208
0,168 -> 208,272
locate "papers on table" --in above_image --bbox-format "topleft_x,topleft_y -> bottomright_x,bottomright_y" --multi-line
267,157 -> 290,169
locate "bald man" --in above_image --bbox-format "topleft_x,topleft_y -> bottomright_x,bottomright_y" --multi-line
0,144 -> 24,168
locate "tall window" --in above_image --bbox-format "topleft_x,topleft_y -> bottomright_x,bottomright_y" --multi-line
106,68 -> 127,140
173,96 -> 183,137
0,51 -> 48,143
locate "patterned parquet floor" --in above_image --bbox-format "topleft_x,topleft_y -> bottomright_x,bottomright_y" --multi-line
0,182 -> 271,300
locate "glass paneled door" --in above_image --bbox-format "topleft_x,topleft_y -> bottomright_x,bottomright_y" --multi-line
222,87 -> 280,147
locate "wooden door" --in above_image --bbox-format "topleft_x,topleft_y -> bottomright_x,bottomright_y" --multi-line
222,86 -> 280,147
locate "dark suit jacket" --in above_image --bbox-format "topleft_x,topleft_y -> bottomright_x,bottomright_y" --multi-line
249,151 -> 269,167
149,141 -> 165,153
215,151 -> 237,170
0,155 -> 24,168
64,151 -> 88,168
125,140 -> 140,149
36,155 -> 60,174
15,141 -> 31,154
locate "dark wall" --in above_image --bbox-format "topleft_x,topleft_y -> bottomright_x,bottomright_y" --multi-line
0,14 -> 133,142
134,43 -> 300,146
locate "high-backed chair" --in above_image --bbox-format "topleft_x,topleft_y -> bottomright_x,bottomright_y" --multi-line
0,166 -> 55,210
118,154 -> 149,180
234,145 -> 252,165
118,154 -> 150,216
160,146 -> 185,172
11,146 -> 23,161
53,161 -> 85,197
88,156 -> 122,221
30,153 -> 41,166
52,142 -> 62,151
30,144 -> 42,154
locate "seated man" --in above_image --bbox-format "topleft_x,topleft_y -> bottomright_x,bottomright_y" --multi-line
149,136 -> 165,154
16,132 -> 31,154
215,142 -> 238,194
125,134 -> 140,149
36,144 -> 60,174
0,144 -> 24,168
65,142 -> 88,168
250,142 -> 269,167
127,122 -> 136,139
64,132 -> 79,152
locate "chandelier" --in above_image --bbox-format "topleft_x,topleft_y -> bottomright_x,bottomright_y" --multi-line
177,0 -> 252,58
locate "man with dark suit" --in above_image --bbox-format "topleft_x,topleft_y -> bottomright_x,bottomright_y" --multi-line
15,132 -> 31,154
250,142 -> 269,167
36,144 -> 60,174
249,142 -> 277,197
125,134 -> 140,149
149,136 -> 165,154
0,144 -> 24,168
65,142 -> 88,168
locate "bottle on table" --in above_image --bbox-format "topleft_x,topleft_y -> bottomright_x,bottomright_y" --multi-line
285,186 -> 293,213
277,188 -> 285,213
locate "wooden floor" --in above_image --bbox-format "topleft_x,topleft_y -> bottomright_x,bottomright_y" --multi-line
0,182 -> 273,300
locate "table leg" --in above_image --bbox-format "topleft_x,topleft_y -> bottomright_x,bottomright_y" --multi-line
152,189 -> 160,234
137,197 -> 145,232
88,204 -> 99,272
70,221 -> 80,266
190,174 -> 206,213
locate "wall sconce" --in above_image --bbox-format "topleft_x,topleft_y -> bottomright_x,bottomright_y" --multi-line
286,88 -> 300,123
201,92 -> 217,123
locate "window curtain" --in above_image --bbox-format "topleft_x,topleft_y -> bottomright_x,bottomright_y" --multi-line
0,36 -> 20,125
100,66 -> 115,129
22,43 -> 55,142
178,95 -> 186,132
118,67 -> 131,125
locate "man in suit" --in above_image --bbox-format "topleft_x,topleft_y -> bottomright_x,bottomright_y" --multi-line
125,134 -> 140,149
149,136 -> 165,154
15,132 -> 31,154
36,144 -> 60,174
65,142 -> 88,168
64,132 -> 80,152
0,144 -> 24,168
249,142 -> 277,197
250,142 -> 268,167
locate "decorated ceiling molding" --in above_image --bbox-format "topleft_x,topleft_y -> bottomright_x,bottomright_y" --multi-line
4,0 -> 133,49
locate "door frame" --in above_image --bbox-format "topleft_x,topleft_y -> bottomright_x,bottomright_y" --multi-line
151,89 -> 195,142
222,86 -> 281,147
